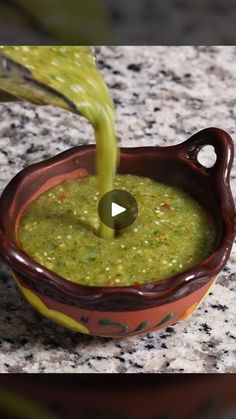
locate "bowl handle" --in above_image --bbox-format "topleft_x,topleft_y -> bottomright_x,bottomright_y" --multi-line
178,127 -> 234,182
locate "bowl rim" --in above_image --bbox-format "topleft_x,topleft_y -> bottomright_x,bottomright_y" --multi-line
0,127 -> 235,309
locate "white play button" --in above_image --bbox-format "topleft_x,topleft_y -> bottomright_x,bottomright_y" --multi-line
98,189 -> 138,229
112,202 -> 126,218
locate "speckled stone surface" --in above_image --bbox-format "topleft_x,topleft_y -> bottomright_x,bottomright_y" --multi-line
0,46 -> 235,373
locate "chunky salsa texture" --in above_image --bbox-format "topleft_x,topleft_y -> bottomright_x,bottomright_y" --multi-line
18,174 -> 216,287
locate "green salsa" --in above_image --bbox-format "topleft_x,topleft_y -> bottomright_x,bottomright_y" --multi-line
18,175 -> 216,287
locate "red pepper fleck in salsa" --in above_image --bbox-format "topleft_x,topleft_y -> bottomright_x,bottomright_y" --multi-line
58,194 -> 68,201
161,202 -> 171,210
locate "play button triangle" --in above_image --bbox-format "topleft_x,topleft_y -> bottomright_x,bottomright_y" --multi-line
112,202 -> 126,217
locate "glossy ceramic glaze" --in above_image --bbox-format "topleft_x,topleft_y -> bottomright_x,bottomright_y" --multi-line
0,127 -> 235,337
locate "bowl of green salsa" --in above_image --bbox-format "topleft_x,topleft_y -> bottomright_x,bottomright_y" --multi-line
0,47 -> 235,337
0,128 -> 235,338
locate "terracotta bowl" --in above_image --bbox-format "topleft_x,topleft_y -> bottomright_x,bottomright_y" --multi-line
0,127 -> 235,338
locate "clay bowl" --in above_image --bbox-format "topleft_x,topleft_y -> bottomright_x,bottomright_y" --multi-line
0,127 -> 235,338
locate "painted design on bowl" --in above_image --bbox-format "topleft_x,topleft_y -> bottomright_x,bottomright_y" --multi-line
15,274 -> 217,337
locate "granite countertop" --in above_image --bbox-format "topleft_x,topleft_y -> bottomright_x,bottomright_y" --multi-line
0,46 -> 235,373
